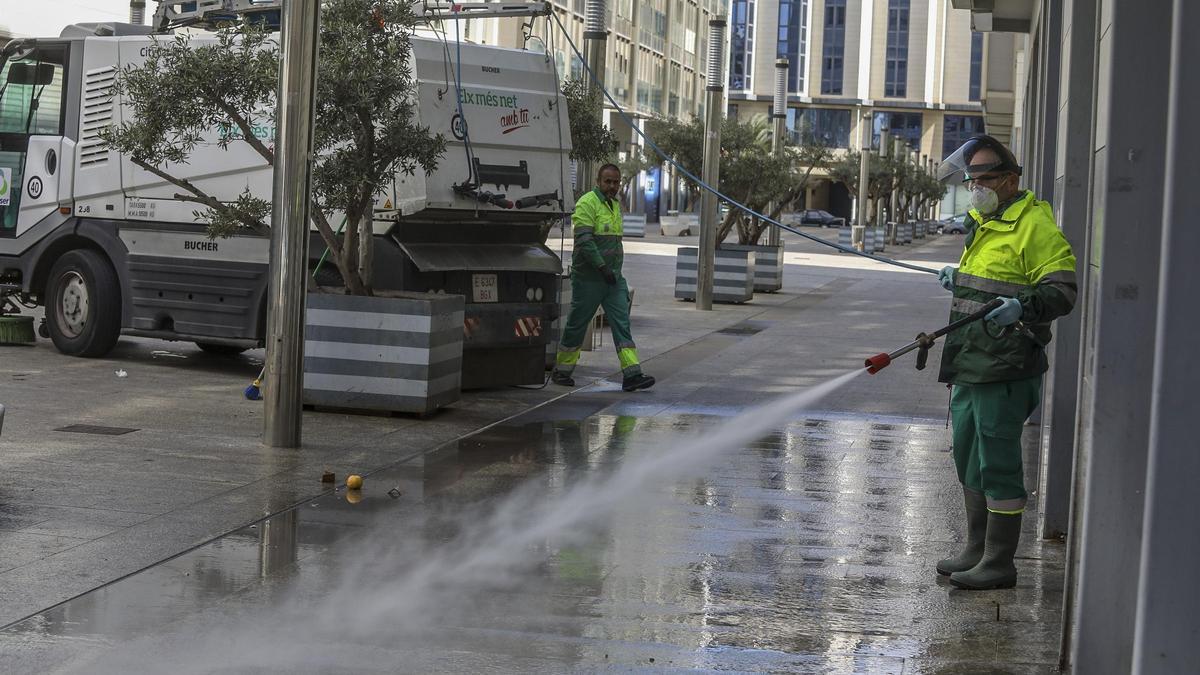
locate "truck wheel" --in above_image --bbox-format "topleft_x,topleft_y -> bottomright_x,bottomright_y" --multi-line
195,342 -> 248,356
45,249 -> 122,357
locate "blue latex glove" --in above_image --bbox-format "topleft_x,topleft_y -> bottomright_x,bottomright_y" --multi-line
938,266 -> 957,290
985,297 -> 1024,326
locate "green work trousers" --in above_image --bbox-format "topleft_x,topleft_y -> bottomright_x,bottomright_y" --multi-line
950,376 -> 1042,514
554,275 -> 642,378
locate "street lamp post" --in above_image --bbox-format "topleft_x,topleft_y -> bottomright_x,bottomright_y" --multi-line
581,0 -> 608,195
854,109 -> 870,251
878,126 -> 890,245
263,0 -> 321,448
697,16 -> 726,311
768,57 -> 788,248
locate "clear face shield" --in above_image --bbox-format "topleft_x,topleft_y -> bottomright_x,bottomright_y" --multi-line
936,136 -> 1021,186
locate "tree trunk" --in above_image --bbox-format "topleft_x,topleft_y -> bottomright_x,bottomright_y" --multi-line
357,215 -> 374,295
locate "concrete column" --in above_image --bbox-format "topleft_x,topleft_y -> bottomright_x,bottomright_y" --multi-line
1042,0 -> 1096,548
1132,1 -> 1200,670
1067,0 -> 1173,672
1034,0 -> 1061,204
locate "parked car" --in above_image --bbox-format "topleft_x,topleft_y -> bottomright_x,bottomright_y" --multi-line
937,213 -> 970,234
797,209 -> 846,228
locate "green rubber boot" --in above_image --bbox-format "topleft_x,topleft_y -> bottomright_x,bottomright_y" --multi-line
950,511 -> 1021,590
936,487 -> 988,576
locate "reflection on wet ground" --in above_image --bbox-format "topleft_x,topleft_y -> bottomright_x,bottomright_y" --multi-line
0,412 -> 1062,674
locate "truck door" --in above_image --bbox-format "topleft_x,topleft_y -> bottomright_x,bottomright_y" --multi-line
0,43 -> 69,238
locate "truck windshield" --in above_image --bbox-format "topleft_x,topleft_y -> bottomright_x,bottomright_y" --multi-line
0,44 -> 67,234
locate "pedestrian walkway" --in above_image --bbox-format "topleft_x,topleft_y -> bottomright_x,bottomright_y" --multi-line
0,228 -> 1064,672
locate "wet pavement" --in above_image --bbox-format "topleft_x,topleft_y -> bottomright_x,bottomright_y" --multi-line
0,230 -> 1064,672
0,408 -> 1060,673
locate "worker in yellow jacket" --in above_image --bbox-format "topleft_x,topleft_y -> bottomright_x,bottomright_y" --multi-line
934,135 -> 1077,590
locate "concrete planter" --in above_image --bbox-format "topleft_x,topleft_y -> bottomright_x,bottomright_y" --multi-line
623,214 -> 646,238
304,291 -> 464,415
913,221 -> 926,240
838,226 -> 853,248
720,243 -> 784,293
674,247 -> 755,303
863,227 -> 877,253
873,226 -> 886,252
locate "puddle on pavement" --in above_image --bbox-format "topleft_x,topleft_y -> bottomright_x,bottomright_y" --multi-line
0,373 -> 1061,673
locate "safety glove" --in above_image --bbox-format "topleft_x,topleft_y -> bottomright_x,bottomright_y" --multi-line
984,297 -> 1023,326
938,266 -> 957,290
600,266 -> 618,286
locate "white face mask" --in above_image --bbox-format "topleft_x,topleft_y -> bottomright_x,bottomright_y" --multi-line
969,185 -> 1000,215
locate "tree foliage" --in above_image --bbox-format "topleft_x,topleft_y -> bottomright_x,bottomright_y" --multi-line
561,78 -> 618,164
101,0 -> 446,295
644,114 -> 831,245
828,148 -> 945,224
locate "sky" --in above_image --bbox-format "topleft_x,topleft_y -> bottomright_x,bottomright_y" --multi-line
1,0 -> 133,37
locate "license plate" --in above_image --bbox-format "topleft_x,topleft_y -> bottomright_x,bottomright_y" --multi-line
472,274 -> 498,303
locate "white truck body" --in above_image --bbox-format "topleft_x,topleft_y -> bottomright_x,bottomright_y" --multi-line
0,22 -> 573,387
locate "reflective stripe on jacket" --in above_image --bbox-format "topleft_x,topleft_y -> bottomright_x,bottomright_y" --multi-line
938,190 -> 1078,384
571,188 -> 624,281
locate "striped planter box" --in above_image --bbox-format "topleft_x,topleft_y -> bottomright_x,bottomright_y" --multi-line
873,226 -> 886,253
863,227 -> 877,253
914,221 -> 926,240
623,214 -> 646,238
838,226 -> 853,248
901,222 -> 912,244
304,291 -> 464,414
674,247 -> 754,303
720,243 -> 784,293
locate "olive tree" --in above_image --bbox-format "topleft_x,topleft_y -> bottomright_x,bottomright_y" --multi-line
101,0 -> 446,295
647,114 -> 830,245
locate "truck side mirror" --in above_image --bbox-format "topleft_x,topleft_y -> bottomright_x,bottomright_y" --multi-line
6,63 -> 55,86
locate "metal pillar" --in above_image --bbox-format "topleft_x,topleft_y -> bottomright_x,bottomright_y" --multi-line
1133,3 -> 1200,670
697,16 -> 726,311
853,109 -> 870,250
263,0 -> 321,448
1068,0 -> 1173,671
891,138 -> 904,230
877,127 -> 889,243
581,0 -> 608,195
129,0 -> 145,23
768,58 -> 787,248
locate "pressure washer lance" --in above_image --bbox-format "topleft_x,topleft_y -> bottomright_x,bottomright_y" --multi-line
864,298 -> 1006,374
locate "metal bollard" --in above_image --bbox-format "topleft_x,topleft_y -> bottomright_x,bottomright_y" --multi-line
0,403 -> 5,437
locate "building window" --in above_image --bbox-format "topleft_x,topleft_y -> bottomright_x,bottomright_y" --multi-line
729,0 -> 755,91
872,111 -> 922,150
821,0 -> 846,95
884,0 -> 910,98
777,0 -> 809,93
943,115 -> 986,157
969,31 -> 983,101
787,107 -> 851,148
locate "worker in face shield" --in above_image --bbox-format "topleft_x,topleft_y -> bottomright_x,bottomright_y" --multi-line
932,134 -> 1077,590
551,164 -> 655,392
